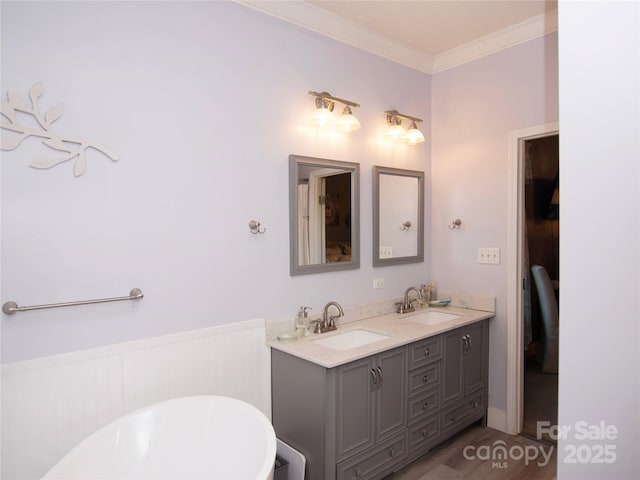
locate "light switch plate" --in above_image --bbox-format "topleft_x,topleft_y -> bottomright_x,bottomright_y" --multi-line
478,247 -> 500,264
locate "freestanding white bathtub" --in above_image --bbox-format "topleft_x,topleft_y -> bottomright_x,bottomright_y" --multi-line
42,395 -> 277,479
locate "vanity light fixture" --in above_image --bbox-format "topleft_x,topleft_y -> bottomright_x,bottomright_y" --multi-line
308,91 -> 361,132
385,110 -> 425,145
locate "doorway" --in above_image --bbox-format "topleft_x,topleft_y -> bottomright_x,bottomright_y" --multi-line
505,122 -> 558,437
521,134 -> 559,443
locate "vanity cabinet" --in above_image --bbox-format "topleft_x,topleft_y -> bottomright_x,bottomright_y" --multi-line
271,318 -> 489,479
440,320 -> 488,438
336,347 -> 407,461
272,346 -> 408,480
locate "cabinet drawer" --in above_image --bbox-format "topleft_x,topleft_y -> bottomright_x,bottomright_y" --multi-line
408,362 -> 440,396
336,431 -> 408,480
408,413 -> 440,453
441,390 -> 486,433
409,336 -> 442,369
407,386 -> 439,424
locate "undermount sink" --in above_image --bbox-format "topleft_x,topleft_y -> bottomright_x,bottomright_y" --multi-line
402,310 -> 461,326
311,329 -> 390,351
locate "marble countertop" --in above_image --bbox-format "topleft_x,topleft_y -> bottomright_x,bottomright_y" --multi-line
267,307 -> 494,368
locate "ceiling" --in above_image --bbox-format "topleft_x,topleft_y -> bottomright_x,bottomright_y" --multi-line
236,0 -> 558,73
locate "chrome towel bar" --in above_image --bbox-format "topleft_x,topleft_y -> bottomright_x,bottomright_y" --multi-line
2,288 -> 143,315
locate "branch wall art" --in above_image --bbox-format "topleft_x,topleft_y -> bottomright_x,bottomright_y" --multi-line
0,82 -> 119,177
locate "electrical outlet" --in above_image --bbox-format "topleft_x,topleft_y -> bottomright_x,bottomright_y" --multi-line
373,278 -> 385,290
379,246 -> 393,259
478,247 -> 500,264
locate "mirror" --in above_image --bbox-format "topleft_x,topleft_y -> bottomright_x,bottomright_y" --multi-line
289,154 -> 360,276
373,166 -> 424,266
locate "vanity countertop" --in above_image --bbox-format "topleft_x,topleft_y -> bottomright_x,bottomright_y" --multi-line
268,307 -> 494,368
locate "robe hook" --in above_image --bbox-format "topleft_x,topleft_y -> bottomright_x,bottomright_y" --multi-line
248,220 -> 266,234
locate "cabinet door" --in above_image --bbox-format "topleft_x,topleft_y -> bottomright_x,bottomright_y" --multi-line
336,357 -> 375,459
375,347 -> 407,440
463,321 -> 487,395
441,330 -> 464,405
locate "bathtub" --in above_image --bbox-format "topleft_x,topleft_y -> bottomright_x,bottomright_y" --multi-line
42,395 -> 277,479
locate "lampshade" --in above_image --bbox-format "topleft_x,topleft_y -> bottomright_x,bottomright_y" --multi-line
335,106 -> 361,133
406,121 -> 425,145
309,105 -> 336,127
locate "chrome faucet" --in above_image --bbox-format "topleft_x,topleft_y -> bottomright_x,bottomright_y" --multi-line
320,301 -> 344,333
398,286 -> 423,313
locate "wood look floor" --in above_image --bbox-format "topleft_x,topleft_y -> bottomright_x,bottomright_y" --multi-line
386,423 -> 557,480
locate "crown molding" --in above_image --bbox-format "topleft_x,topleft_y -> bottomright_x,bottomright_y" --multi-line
233,0 -> 433,73
432,9 -> 558,73
233,1 -> 557,75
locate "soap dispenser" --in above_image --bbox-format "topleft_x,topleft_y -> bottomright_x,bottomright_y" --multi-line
296,306 -> 311,337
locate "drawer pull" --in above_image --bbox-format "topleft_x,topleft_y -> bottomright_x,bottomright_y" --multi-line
450,414 -> 456,422
424,348 -> 430,356
422,374 -> 429,383
355,467 -> 362,477
422,429 -> 429,438
389,447 -> 397,457
422,401 -> 429,410
473,400 -> 480,408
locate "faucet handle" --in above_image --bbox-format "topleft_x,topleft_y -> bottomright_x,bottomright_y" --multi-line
299,306 -> 312,318
309,319 -> 322,334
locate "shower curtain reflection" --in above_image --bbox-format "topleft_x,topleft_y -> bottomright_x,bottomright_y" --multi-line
298,183 -> 310,266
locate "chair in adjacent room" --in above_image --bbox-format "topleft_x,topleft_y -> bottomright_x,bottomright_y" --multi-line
531,265 -> 559,374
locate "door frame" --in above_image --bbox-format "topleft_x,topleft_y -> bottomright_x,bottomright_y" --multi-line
506,122 -> 559,435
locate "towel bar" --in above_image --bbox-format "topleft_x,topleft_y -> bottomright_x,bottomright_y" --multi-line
2,288 -> 144,315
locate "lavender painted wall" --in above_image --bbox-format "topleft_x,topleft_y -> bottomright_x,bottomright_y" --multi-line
1,1 -> 431,363
431,33 -> 559,413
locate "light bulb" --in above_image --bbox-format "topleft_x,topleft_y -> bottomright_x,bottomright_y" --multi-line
406,121 -> 425,145
309,106 -> 336,127
335,106 -> 361,133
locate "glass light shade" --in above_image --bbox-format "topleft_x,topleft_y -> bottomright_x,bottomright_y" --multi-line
385,124 -> 407,141
335,106 -> 361,133
406,122 -> 425,145
309,107 -> 336,127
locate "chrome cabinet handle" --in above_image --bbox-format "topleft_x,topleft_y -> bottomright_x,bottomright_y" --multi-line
462,334 -> 469,354
370,369 -> 377,391
468,334 -> 472,351
424,347 -> 430,356
422,374 -> 429,383
377,366 -> 383,386
389,447 -> 397,457
422,401 -> 429,410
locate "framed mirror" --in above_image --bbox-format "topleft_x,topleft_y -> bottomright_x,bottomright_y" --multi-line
290,154 -> 360,276
373,166 -> 424,266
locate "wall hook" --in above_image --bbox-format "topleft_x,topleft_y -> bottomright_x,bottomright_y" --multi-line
248,220 -> 266,234
448,219 -> 462,230
400,221 -> 412,231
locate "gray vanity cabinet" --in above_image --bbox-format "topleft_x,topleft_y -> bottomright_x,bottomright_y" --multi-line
336,347 -> 407,461
271,346 -> 407,480
440,320 -> 488,438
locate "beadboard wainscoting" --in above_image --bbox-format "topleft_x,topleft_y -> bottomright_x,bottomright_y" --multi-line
1,318 -> 271,480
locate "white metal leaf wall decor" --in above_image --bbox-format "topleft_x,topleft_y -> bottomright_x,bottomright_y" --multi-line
0,82 -> 119,176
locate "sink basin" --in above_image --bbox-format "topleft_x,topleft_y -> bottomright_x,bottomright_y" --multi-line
402,310 -> 461,326
311,329 -> 390,350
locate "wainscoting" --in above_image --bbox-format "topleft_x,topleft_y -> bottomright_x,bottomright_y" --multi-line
1,318 -> 271,480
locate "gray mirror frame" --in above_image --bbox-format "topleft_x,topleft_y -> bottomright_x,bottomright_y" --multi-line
289,154 -> 360,276
373,165 -> 425,267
